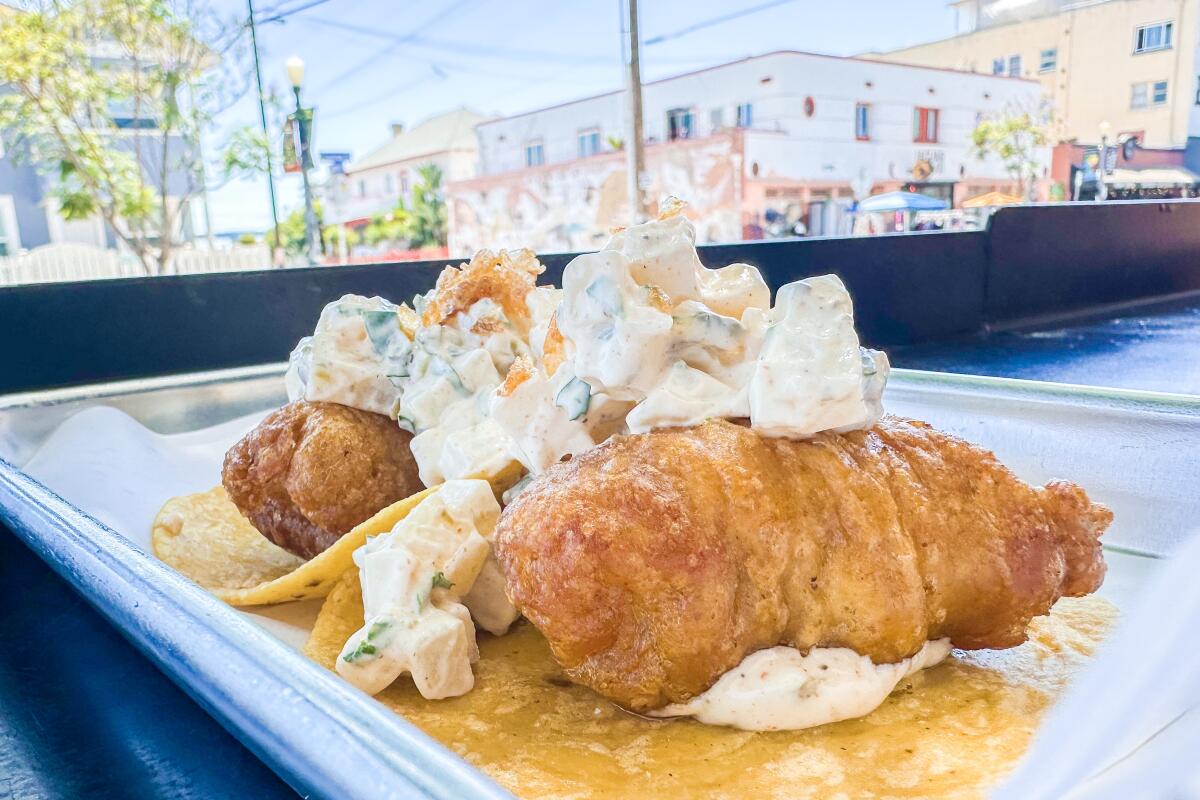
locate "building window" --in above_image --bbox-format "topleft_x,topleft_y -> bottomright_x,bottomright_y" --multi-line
736,103 -> 753,128
913,107 -> 939,143
1039,49 -> 1057,72
577,128 -> 601,158
710,107 -> 724,132
1131,82 -> 1148,108
400,171 -> 410,196
1152,80 -> 1169,104
855,103 -> 870,140
992,57 -> 1005,75
357,179 -> 366,198
1008,54 -> 1021,76
666,107 -> 695,141
383,174 -> 394,194
524,140 -> 545,167
1134,21 -> 1173,53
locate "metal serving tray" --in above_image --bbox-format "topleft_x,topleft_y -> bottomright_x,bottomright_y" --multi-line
0,366 -> 1195,798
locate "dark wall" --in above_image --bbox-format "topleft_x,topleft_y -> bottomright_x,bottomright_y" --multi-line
985,200 -> 1200,325
2,199 -> 1198,394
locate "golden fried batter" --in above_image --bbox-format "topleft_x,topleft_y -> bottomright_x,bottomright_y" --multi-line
422,248 -> 543,333
222,401 -> 423,560
494,417 -> 1110,712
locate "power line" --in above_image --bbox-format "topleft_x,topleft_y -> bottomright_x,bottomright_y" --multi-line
311,0 -> 476,94
255,0 -> 335,24
323,65 -> 449,118
643,0 -> 798,46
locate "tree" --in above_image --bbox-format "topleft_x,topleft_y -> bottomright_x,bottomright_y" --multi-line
971,110 -> 1050,200
268,202 -> 325,257
0,0 -> 247,274
405,164 -> 447,248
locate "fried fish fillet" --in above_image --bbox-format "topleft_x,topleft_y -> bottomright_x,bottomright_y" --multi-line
222,401 -> 423,559
494,417 -> 1110,712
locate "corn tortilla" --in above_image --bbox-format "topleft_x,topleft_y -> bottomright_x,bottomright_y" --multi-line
306,570 -> 1117,799
152,486 -> 436,606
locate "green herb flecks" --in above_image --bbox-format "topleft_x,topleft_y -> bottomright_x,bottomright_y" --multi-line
555,376 -> 592,421
430,355 -> 466,393
586,277 -> 625,318
342,619 -> 391,664
361,310 -> 400,356
431,571 -> 455,590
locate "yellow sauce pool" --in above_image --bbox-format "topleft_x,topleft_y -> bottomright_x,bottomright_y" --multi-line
306,572 -> 1114,800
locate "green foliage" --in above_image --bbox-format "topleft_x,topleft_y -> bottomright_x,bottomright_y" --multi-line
268,202 -> 324,256
220,125 -> 272,179
971,110 -> 1050,198
0,0 -> 244,273
236,232 -> 258,246
405,164 -> 446,248
351,164 -> 446,253
322,223 -> 361,249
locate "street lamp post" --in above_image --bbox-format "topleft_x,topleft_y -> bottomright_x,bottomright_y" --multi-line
287,56 -> 320,266
1097,120 -> 1112,202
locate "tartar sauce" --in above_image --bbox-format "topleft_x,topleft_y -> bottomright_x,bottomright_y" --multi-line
285,294 -> 413,418
501,198 -> 888,472
289,202 -> 904,711
337,480 -> 519,699
649,639 -> 952,731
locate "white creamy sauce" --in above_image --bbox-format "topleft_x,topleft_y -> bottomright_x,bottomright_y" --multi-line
289,202 -> 901,712
548,207 -> 887,447
336,480 -> 518,699
649,639 -> 952,731
285,295 -> 412,417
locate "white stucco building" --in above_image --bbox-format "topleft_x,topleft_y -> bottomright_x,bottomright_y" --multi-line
447,50 -> 1045,254
330,108 -> 488,225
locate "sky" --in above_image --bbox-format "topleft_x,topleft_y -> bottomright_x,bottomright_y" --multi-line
204,0 -> 959,234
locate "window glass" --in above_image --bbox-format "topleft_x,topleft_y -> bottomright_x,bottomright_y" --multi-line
1039,49 -> 1056,72
577,129 -> 601,158
736,103 -> 753,128
1152,80 -> 1168,104
1131,82 -> 1148,108
913,107 -> 939,143
1008,54 -> 1021,76
992,57 -> 1005,75
524,141 -> 545,167
1134,21 -> 1173,53
709,107 -> 724,132
855,103 -> 870,140
667,107 -> 695,140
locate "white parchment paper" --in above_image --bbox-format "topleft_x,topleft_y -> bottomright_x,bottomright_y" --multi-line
21,405 -> 322,649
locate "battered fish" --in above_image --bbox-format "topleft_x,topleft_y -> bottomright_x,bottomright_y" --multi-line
222,401 -> 423,559
494,417 -> 1110,712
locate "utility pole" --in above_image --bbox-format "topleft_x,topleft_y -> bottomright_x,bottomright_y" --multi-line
287,57 -> 320,267
247,0 -> 282,264
621,0 -> 648,224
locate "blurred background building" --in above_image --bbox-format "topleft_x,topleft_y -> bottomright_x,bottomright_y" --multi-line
873,0 -> 1200,189
446,50 -> 1040,255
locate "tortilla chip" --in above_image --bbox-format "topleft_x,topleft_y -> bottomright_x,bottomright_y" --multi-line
153,486 -> 436,607
304,567 -> 366,662
152,487 -> 305,591
305,588 -> 1116,800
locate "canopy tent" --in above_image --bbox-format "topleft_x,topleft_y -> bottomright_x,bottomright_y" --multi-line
962,190 -> 1023,208
857,191 -> 949,213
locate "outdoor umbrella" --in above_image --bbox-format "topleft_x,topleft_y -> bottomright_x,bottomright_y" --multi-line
962,190 -> 1023,208
857,191 -> 949,213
